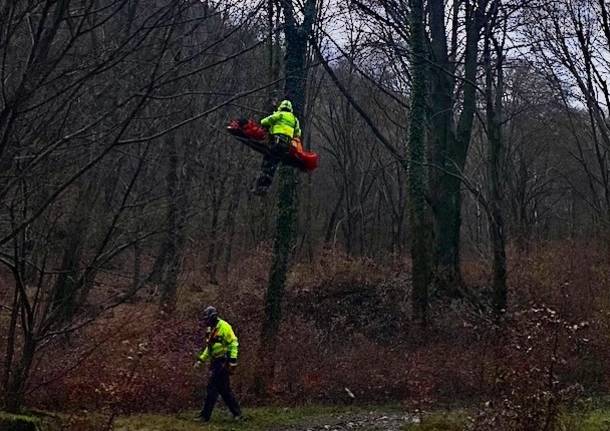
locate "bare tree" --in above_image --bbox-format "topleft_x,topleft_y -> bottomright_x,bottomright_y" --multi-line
259,0 -> 319,395
525,0 -> 610,234
0,0 -> 276,411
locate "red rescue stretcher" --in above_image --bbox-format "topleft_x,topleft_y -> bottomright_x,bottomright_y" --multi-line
227,119 -> 319,173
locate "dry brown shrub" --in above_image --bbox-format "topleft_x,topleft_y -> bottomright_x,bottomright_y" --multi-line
15,242 -> 610,414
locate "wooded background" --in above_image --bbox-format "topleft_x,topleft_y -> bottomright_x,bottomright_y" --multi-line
0,0 -> 609,426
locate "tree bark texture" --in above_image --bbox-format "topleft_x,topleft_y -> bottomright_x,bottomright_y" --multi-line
408,0 -> 433,325
259,0 -> 317,394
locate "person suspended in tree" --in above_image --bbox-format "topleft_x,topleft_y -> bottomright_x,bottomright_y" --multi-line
251,99 -> 302,195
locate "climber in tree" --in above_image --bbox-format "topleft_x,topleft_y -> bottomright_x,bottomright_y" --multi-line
251,99 -> 301,195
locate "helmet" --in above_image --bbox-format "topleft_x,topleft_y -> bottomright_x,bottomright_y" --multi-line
202,306 -> 218,324
278,100 -> 293,112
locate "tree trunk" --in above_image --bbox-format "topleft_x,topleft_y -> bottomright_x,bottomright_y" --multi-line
2,287 -> 19,405
427,0 -> 460,291
324,186 -> 345,245
159,132 -> 188,314
50,178 -> 98,326
206,165 -> 227,285
4,330 -> 35,413
484,3 -> 507,314
408,0 -> 433,325
427,0 -> 483,293
258,0 -> 317,395
148,241 -> 169,284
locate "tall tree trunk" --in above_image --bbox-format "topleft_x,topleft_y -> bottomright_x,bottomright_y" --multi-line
427,0 -> 460,291
324,186 -> 345,245
427,0 -> 484,293
267,0 -> 276,107
484,2 -> 507,313
50,178 -> 98,326
3,270 -> 35,413
408,0 -> 433,325
148,240 -> 169,284
258,0 -> 317,395
159,132 -> 188,313
2,287 -> 19,406
4,336 -> 35,413
206,163 -> 227,285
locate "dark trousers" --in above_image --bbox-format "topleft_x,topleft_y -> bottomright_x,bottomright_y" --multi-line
201,359 -> 241,420
255,135 -> 291,192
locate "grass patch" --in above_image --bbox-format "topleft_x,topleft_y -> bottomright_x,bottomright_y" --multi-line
9,400 -> 610,431
0,411 -> 41,431
573,409 -> 610,431
0,410 -> 110,431
115,405 -> 375,431
401,400 -> 610,431
560,399 -> 610,431
0,411 -> 40,422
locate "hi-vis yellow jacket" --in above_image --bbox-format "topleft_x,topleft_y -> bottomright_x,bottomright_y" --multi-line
260,110 -> 301,139
197,319 -> 239,362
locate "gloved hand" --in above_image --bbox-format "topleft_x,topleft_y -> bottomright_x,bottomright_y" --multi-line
228,358 -> 238,374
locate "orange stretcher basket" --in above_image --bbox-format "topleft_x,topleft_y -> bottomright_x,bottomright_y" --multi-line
227,119 -> 319,173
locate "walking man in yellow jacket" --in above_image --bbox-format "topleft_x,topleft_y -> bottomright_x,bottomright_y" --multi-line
251,99 -> 301,195
195,306 -> 242,422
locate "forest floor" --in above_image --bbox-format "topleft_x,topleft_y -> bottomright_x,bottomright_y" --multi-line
4,402 -> 610,430
113,403 -> 610,431
115,405 -> 445,431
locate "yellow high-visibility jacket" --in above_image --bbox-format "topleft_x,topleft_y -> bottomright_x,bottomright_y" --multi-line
197,319 -> 238,362
260,111 -> 301,139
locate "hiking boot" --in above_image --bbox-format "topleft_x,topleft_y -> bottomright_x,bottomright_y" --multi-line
194,413 -> 209,422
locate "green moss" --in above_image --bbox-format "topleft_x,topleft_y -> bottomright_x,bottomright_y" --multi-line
0,412 -> 39,422
0,411 -> 41,431
560,407 -> 610,431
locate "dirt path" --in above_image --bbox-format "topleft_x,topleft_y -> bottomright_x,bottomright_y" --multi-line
280,411 -> 420,431
113,406 -> 423,431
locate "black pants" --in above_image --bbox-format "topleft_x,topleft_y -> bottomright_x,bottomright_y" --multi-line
255,135 -> 291,192
201,359 -> 241,420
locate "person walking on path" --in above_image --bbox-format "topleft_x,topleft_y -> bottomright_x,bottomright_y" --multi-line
195,306 -> 242,422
